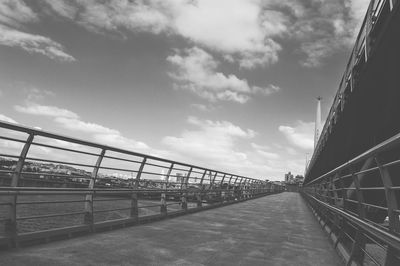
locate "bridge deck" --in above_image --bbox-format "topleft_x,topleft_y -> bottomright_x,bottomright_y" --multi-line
0,193 -> 342,266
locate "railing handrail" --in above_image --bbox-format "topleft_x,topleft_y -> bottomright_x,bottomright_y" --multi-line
0,120 -> 259,182
306,194 -> 400,251
305,130 -> 400,185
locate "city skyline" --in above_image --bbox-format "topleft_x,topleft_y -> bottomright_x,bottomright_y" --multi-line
0,0 -> 370,180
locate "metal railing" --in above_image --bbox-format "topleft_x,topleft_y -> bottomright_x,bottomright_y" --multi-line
302,131 -> 400,265
307,0 -> 399,178
0,121 -> 283,248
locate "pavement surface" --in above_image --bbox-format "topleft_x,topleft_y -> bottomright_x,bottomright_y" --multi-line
0,192 -> 343,266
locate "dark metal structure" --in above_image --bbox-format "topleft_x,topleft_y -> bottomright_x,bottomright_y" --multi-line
0,121 -> 283,248
303,0 -> 400,265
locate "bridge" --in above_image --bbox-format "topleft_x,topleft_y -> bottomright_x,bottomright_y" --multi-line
1,0 -> 400,265
0,193 -> 343,266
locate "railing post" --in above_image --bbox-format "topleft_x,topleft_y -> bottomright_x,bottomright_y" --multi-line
375,157 -> 400,232
245,178 -> 250,197
5,133 -> 34,247
352,168 -> 366,219
330,175 -> 340,206
237,177 -> 244,200
339,173 -> 347,211
347,166 -> 367,265
248,180 -> 252,197
245,179 -> 250,199
84,149 -> 105,231
374,157 -> 400,266
226,175 -> 233,201
336,172 -> 348,248
231,176 -> 239,201
219,174 -> 226,203
197,170 -> 207,207
181,167 -> 192,210
131,157 -> 146,220
161,163 -> 174,216
207,171 -> 217,203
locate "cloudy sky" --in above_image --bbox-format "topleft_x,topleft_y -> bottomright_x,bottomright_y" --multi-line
0,0 -> 369,180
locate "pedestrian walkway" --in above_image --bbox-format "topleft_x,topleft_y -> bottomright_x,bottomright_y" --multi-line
0,193 -> 342,266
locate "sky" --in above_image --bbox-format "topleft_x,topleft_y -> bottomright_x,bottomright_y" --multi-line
0,0 -> 370,181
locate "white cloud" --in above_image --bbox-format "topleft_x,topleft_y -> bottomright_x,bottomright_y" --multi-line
93,133 -> 149,152
256,149 -> 280,160
53,117 -> 118,134
0,1 -> 75,61
23,87 -> 56,101
0,0 -> 38,28
250,142 -> 280,160
38,0 -> 370,67
169,0 -> 283,68
10,100 -> 295,179
162,116 -> 255,164
190,103 -> 216,112
295,0 -> 370,67
300,38 -> 335,68
161,116 -> 314,179
40,0 -> 170,35
15,103 -> 79,119
0,25 -> 75,62
0,114 -> 18,124
14,101 -> 151,154
279,121 -> 314,150
251,85 -> 280,95
161,116 -> 287,178
40,0 -> 284,68
3,0 -> 370,67
168,47 -> 279,103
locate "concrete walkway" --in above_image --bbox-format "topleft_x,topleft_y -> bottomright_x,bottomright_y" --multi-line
0,193 -> 342,266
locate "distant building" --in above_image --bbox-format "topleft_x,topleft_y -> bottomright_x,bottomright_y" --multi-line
284,172 -> 294,183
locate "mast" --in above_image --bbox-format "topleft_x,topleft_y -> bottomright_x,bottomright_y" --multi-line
314,97 -> 322,149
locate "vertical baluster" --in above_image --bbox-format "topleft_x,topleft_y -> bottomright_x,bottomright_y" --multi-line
84,149 -> 105,231
375,157 -> 400,266
231,176 -> 239,201
226,175 -> 233,201
6,133 -> 34,247
131,157 -> 146,221
347,165 -> 367,266
219,174 -> 226,203
197,170 -> 207,207
161,163 -> 174,216
210,172 -> 218,203
335,172 -> 348,249
250,180 -> 255,197
243,179 -> 248,199
181,167 -> 192,210
237,177 -> 244,200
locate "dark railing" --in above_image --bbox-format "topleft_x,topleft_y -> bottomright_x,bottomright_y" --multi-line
306,0 -> 399,178
302,132 -> 400,265
0,121 -> 283,248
